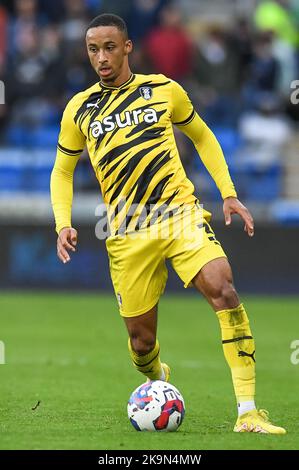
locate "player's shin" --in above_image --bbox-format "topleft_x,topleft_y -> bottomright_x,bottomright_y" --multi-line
216,304 -> 256,414
128,338 -> 165,381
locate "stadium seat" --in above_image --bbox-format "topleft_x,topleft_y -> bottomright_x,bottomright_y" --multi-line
31,126 -> 59,148
235,163 -> 282,201
6,125 -> 33,147
0,148 -> 54,192
6,124 -> 59,149
32,167 -> 52,192
210,126 -> 242,171
270,200 -> 299,225
0,166 -> 22,190
212,126 -> 242,159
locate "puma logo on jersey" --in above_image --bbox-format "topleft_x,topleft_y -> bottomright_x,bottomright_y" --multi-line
89,108 -> 158,137
86,100 -> 100,108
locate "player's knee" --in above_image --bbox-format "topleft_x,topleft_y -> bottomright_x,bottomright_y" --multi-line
130,334 -> 156,356
211,280 -> 239,310
221,281 -> 238,305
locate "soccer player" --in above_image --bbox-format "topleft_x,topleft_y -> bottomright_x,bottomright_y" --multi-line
50,14 -> 286,434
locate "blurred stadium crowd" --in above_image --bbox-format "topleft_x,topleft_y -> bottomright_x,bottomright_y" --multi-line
0,0 -> 299,211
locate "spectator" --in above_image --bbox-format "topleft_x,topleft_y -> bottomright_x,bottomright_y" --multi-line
193,25 -> 240,125
144,4 -> 193,81
8,0 -> 48,59
61,0 -> 90,46
239,93 -> 292,167
255,0 -> 299,47
230,18 -> 254,85
254,1 -> 298,98
0,5 -> 8,73
5,24 -> 65,128
242,31 -> 280,110
127,0 -> 167,44
99,0 -> 133,21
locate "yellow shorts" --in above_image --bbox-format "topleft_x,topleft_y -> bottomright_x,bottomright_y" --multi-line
106,206 -> 226,317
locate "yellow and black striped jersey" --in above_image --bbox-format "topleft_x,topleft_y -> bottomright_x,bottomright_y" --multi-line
51,73 -> 237,235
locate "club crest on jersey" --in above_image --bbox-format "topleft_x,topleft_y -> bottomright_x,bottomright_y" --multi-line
139,86 -> 153,100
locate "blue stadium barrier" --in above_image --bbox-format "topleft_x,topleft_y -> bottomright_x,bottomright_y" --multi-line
0,166 -> 22,190
6,125 -> 32,147
6,124 -> 59,148
31,126 -> 59,148
235,163 -> 282,201
270,200 -> 299,225
0,149 -> 54,192
212,126 -> 242,163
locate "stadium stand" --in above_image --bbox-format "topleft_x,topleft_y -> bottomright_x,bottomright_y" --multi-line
0,0 -> 298,222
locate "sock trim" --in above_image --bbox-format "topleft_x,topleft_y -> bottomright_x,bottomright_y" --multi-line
216,303 -> 244,315
132,348 -> 160,368
222,335 -> 253,344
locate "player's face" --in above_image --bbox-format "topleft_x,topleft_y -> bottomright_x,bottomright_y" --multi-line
86,26 -> 132,85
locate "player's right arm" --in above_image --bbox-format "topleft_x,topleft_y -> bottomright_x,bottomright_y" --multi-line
50,97 -> 86,263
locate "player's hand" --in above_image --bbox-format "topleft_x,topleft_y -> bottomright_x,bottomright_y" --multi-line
223,197 -> 254,237
57,227 -> 78,263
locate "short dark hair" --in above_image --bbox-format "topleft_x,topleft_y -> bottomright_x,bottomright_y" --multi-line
86,14 -> 128,39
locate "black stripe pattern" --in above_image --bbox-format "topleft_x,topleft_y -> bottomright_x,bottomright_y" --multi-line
222,335 -> 253,344
173,108 -> 195,126
132,348 -> 160,368
72,77 -> 186,234
57,143 -> 83,156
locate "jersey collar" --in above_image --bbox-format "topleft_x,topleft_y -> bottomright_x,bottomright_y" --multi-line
99,73 -> 136,90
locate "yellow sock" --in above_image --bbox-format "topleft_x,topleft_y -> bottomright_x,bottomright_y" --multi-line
128,338 -> 163,381
216,304 -> 255,403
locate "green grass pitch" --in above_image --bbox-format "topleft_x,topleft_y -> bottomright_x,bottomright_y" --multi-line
0,292 -> 298,450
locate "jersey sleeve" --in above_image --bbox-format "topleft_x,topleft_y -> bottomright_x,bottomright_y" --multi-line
170,80 -> 196,126
57,98 -> 86,157
171,82 -> 237,199
170,81 -> 237,199
177,112 -> 237,199
50,97 -> 86,234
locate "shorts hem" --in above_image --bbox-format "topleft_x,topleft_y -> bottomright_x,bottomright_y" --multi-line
120,294 -> 161,318
183,254 -> 227,288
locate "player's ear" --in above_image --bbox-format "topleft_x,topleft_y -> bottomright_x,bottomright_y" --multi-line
124,40 -> 133,55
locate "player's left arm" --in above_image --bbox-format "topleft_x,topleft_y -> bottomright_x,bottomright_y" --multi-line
50,95 -> 86,262
171,81 -> 254,237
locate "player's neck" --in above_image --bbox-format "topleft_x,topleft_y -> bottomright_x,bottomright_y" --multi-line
101,68 -> 133,88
